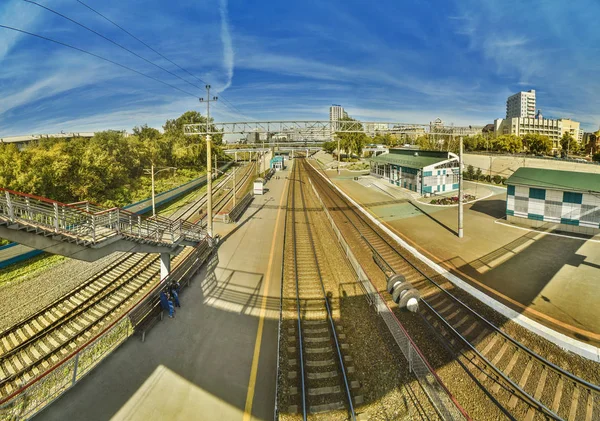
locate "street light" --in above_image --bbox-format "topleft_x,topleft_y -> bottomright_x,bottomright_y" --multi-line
143,164 -> 177,217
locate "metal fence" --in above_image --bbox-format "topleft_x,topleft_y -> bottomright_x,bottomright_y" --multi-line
306,176 -> 470,421
0,240 -> 213,420
0,188 -> 206,247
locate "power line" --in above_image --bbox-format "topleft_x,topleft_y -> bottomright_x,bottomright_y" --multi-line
75,0 -> 209,88
74,0 -> 254,120
0,25 -> 198,98
22,0 -> 204,94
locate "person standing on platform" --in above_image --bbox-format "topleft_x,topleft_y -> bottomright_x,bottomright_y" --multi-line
159,291 -> 171,317
166,291 -> 175,318
170,282 -> 181,308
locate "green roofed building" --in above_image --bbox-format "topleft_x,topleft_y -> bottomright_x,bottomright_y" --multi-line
369,149 -> 459,195
506,167 -> 600,234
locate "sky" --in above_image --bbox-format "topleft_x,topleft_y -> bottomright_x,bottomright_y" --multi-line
1,0 -> 599,138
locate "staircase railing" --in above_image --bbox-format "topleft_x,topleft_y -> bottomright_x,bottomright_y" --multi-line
0,188 -> 206,246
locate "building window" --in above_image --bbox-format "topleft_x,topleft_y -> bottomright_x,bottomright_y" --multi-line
529,188 -> 546,200
563,192 -> 583,204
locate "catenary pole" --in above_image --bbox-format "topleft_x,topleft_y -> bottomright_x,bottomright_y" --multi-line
458,135 -> 464,238
200,85 -> 217,238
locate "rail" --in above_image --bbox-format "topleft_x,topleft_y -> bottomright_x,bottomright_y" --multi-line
0,187 -> 206,247
0,239 -> 213,420
292,162 -> 356,420
304,160 -> 470,421
306,159 -> 600,419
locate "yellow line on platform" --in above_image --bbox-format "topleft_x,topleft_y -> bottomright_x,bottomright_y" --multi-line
242,174 -> 289,421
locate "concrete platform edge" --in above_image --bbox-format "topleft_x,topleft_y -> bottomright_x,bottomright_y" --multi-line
308,161 -> 600,363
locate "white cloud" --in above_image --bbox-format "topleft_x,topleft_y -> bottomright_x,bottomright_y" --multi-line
218,0 -> 234,92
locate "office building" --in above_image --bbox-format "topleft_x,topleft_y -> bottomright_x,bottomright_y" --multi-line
494,117 -> 582,150
506,90 -> 536,118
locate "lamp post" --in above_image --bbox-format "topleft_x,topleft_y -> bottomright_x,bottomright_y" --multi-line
143,164 -> 177,217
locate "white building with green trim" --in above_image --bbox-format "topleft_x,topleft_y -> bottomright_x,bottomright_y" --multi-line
369,149 -> 459,196
506,167 -> 600,235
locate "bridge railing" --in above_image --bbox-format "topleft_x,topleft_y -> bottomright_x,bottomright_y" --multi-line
0,239 -> 213,420
0,188 -> 206,246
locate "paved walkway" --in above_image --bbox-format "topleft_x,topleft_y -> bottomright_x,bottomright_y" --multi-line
325,169 -> 600,348
39,167 -> 290,421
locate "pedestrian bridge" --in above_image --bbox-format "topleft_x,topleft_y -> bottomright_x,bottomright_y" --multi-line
0,188 -> 206,262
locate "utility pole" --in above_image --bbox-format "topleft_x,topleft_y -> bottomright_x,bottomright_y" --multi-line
458,135 -> 464,238
232,166 -> 237,207
337,134 -> 341,175
144,165 -> 176,217
199,85 -> 218,238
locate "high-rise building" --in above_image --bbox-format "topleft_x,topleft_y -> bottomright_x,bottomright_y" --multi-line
329,104 -> 347,121
506,90 -> 536,118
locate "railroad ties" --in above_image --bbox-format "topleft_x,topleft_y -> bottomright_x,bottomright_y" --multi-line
282,160 -> 361,420
303,160 -> 600,421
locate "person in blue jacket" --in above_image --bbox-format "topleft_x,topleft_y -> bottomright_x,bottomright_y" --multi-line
160,290 -> 174,318
170,282 -> 181,308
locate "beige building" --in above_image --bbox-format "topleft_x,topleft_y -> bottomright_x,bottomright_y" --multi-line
506,90 -> 536,118
560,118 -> 583,143
494,116 -> 582,150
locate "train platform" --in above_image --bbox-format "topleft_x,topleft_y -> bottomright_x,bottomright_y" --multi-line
322,168 -> 600,355
39,166 -> 290,420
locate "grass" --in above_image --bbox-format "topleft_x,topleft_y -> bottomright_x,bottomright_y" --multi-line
0,253 -> 66,287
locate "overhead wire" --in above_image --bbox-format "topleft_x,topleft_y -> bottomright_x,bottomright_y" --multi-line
0,25 -> 198,98
22,0 -> 205,94
73,0 -> 254,120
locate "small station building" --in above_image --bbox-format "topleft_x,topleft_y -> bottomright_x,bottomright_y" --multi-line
369,149 -> 459,195
270,156 -> 285,171
506,167 -> 600,234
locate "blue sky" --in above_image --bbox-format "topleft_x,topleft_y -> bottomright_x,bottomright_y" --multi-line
1,0 -> 599,138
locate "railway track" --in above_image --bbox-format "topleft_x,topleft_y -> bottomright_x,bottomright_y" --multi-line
281,161 -> 359,420
304,160 -> 600,421
0,247 -> 192,397
0,164 -> 245,398
172,162 -> 256,223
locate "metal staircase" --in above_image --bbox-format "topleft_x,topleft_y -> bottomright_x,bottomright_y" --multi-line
0,188 -> 207,260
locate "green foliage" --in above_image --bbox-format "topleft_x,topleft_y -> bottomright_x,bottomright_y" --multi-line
465,165 -> 475,180
322,141 -> 336,154
334,117 -> 368,160
0,111 -> 222,207
592,153 -> 600,162
492,174 -> 502,184
523,133 -> 552,155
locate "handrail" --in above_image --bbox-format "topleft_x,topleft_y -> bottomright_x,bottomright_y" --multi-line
0,239 -> 211,408
0,187 -> 206,247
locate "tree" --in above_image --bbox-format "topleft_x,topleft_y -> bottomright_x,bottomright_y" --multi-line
475,167 -> 483,181
523,133 -> 552,155
493,134 -> 523,153
560,132 -> 576,156
592,152 -> 600,162
322,141 -> 336,155
335,117 -> 367,160
465,165 -> 475,180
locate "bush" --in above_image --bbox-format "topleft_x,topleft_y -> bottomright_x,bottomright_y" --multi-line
492,175 -> 502,184
501,177 -> 507,185
484,175 -> 492,183
593,153 -> 600,163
